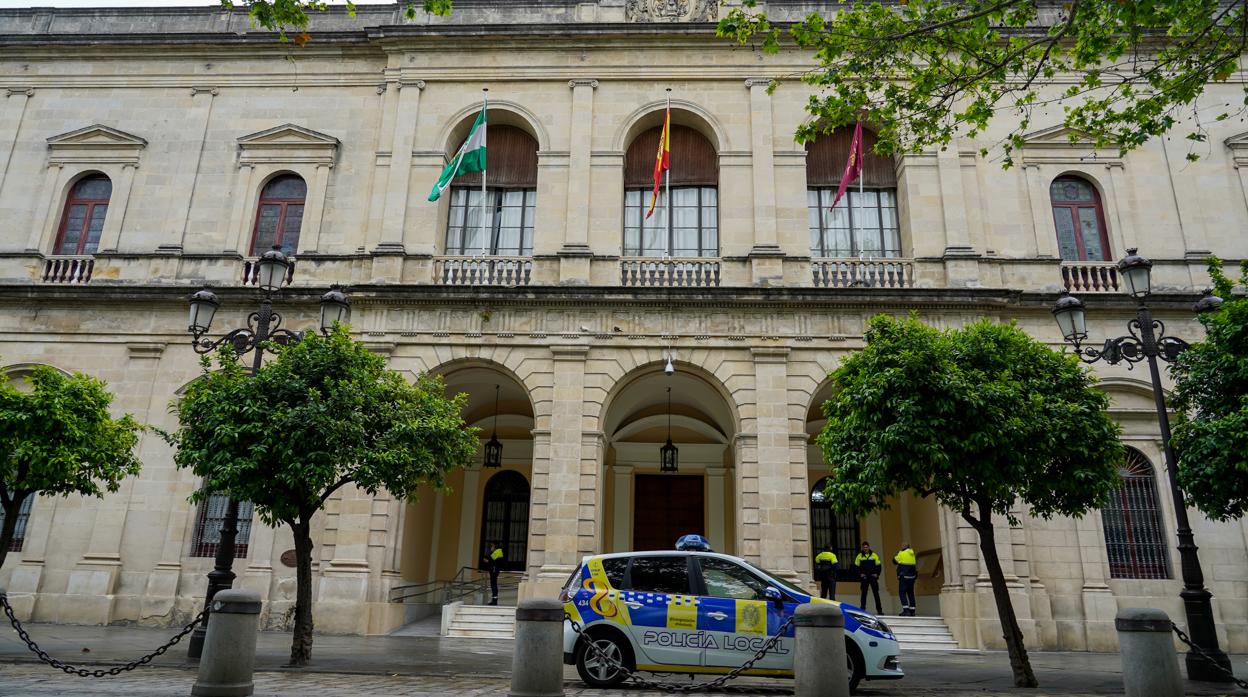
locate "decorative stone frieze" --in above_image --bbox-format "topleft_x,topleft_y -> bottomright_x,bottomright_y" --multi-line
625,0 -> 716,22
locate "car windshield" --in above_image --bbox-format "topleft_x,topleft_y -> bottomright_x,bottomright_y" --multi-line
733,558 -> 811,599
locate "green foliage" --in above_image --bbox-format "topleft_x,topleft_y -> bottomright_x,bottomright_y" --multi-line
718,1 -> 1248,167
1171,258 -> 1248,521
220,0 -> 453,40
0,365 -> 142,563
167,325 -> 478,527
817,315 -> 1124,521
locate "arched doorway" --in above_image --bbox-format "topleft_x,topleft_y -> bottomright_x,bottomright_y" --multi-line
810,476 -> 860,582
599,364 -> 737,555
480,470 -> 529,572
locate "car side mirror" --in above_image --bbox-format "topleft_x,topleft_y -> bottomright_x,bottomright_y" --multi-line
764,586 -> 783,608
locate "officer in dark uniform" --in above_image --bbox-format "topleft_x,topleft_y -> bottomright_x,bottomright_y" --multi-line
894,543 -> 918,616
854,541 -> 883,614
483,541 -> 503,606
814,544 -> 839,600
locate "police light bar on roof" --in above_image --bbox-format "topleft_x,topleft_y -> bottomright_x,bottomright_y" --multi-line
675,534 -> 711,551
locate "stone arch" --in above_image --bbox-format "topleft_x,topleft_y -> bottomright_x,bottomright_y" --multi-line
590,353 -> 744,437
2,362 -> 72,380
402,346 -> 554,428
613,99 -> 729,153
438,100 -> 551,154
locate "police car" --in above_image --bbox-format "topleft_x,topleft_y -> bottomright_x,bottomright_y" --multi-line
560,536 -> 903,693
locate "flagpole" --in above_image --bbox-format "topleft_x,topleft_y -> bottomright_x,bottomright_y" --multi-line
480,88 -> 488,257
664,88 -> 671,260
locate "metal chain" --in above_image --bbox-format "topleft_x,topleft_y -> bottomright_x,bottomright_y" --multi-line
1170,621 -> 1247,690
566,611 -> 796,693
0,592 -> 207,678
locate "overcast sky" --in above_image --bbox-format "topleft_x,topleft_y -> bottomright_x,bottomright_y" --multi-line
0,0 -> 396,7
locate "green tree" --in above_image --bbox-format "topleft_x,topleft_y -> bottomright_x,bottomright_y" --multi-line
0,365 -> 142,568
166,327 -> 478,666
816,315 -> 1123,687
1170,258 -> 1248,521
220,0 -> 452,40
718,0 -> 1248,166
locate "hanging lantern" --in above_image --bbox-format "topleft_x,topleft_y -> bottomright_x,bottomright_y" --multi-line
483,384 -> 503,469
660,386 -> 678,473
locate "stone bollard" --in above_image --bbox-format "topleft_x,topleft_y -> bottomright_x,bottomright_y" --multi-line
508,598 -> 565,697
795,603 -> 849,697
191,589 -> 262,697
1116,607 -> 1182,697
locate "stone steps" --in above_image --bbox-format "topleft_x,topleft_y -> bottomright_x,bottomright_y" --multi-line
884,615 -> 964,652
445,604 -> 517,639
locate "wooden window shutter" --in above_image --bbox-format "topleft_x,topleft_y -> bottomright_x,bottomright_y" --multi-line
625,124 -> 717,188
806,127 -> 896,188
455,124 -> 538,188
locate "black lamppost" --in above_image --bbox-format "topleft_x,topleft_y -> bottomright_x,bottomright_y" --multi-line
182,246 -> 350,659
1051,248 -> 1232,683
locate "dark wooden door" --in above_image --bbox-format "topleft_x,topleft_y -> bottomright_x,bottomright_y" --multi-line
633,474 -> 704,552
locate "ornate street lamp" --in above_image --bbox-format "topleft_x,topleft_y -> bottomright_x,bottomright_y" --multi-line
183,246 -> 349,660
483,384 -> 503,469
660,386 -> 678,473
1052,249 -> 1233,683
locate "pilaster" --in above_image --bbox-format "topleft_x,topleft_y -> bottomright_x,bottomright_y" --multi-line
376,78 -> 426,255
741,347 -> 798,581
316,486 -> 374,634
745,79 -> 783,286
163,87 -> 218,253
560,79 -> 598,283
0,88 -> 33,206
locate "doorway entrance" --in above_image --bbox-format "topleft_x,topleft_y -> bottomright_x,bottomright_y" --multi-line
480,470 -> 529,572
633,474 -> 704,551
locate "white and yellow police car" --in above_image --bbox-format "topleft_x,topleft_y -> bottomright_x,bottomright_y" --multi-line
560,537 -> 903,693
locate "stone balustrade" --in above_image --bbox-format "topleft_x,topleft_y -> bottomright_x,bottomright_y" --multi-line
619,257 -> 721,287
811,258 -> 914,289
434,256 -> 534,286
1061,260 -> 1120,293
41,256 -> 94,284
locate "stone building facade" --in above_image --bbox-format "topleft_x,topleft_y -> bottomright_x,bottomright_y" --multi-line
0,1 -> 1245,653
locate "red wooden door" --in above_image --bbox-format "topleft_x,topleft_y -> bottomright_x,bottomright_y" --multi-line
632,474 -> 704,552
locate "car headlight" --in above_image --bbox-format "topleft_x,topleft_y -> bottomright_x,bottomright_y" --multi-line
846,609 -> 891,634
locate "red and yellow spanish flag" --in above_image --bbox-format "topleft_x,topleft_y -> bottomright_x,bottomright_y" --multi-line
646,105 -> 671,219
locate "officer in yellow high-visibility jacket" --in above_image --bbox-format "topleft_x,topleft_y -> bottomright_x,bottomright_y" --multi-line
894,543 -> 918,616
814,545 -> 839,600
483,542 -> 504,606
854,541 -> 883,614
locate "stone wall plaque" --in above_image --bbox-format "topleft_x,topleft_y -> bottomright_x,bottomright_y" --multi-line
280,549 -> 298,568
625,0 -> 715,22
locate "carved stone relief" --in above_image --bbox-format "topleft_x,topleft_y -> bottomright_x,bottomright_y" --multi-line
625,0 -> 716,22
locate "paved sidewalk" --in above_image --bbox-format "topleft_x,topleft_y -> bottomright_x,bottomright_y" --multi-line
0,622 -> 1243,695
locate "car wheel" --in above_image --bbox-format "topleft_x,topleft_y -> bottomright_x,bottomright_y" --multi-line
574,630 -> 633,688
846,639 -> 865,694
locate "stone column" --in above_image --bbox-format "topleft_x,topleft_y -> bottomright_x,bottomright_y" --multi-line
525,346 -> 597,597
705,467 -> 726,552
787,432 -> 812,579
456,469 -> 481,571
376,78 -> 425,256
559,79 -> 598,283
315,486 -> 374,634
163,87 -> 218,253
0,88 -> 33,203
745,78 -> 784,285
611,465 -> 633,553
742,348 -> 798,581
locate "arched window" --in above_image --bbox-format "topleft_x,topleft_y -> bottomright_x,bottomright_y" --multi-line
190,493 -> 254,559
447,125 -> 538,256
810,476 -> 860,582
480,470 -> 529,572
54,174 -> 112,256
1102,448 -> 1170,579
624,124 -> 718,257
250,174 -> 307,256
0,494 -> 34,552
1050,176 -> 1110,261
807,127 -> 899,258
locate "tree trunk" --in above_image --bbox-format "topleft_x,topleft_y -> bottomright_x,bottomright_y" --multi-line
288,518 -> 315,667
0,498 -> 21,570
965,502 -> 1038,688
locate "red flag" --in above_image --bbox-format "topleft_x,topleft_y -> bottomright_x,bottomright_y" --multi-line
646,106 -> 671,219
829,121 -> 863,210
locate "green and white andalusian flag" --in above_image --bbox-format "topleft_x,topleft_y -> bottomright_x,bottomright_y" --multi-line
428,106 -> 487,201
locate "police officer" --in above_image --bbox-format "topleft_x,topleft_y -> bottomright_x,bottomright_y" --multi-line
894,543 -> 918,616
854,541 -> 883,614
483,541 -> 503,606
814,544 -> 839,600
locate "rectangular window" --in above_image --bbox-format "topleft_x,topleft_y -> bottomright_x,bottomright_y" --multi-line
0,494 -> 35,553
446,187 -> 535,256
624,187 -> 718,257
808,187 -> 901,258
190,493 -> 254,559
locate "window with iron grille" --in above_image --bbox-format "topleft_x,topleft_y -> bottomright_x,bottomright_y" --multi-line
1102,448 -> 1170,580
0,494 -> 34,553
810,477 -> 861,582
190,493 -> 254,559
